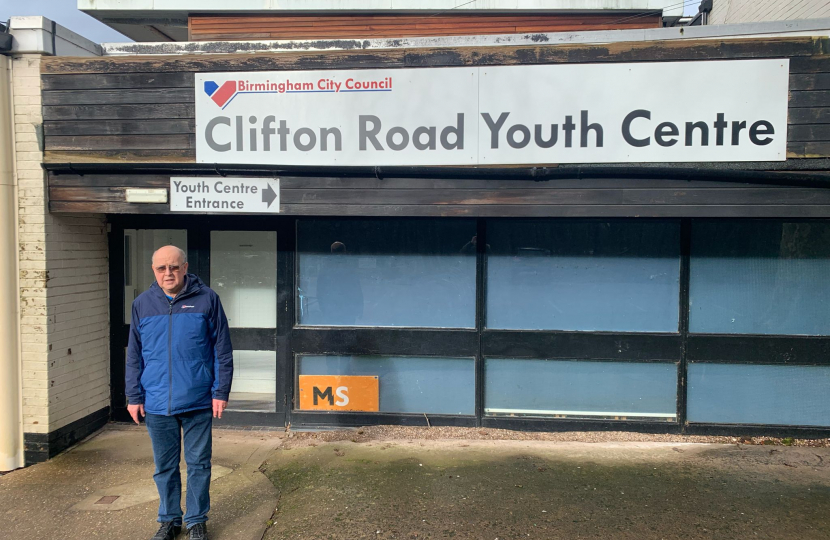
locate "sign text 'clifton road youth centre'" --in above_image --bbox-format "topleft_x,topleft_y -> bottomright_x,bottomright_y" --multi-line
195,60 -> 789,167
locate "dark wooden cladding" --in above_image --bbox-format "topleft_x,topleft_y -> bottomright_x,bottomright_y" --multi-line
47,174 -> 830,217
43,103 -> 194,121
46,134 -> 195,151
39,36 -> 830,191
40,37 -> 825,74
188,13 -> 662,42
42,72 -> 194,90
43,119 -> 195,137
44,149 -> 196,164
42,88 -> 193,106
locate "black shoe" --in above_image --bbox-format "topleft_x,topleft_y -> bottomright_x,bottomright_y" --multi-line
151,521 -> 181,540
188,523 -> 208,540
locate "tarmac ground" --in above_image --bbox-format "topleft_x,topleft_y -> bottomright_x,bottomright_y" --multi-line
1,425 -> 829,540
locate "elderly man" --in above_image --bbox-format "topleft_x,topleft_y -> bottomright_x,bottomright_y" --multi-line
126,245 -> 233,540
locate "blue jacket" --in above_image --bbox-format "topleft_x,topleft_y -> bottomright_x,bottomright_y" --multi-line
126,274 -> 234,415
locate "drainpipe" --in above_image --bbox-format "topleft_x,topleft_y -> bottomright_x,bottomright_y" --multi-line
699,0 -> 713,25
0,53 -> 23,472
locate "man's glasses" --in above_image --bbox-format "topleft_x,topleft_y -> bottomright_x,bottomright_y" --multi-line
154,265 -> 182,273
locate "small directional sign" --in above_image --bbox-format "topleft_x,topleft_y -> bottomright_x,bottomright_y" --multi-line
170,177 -> 280,214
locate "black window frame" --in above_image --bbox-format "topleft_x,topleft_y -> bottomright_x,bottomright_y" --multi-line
106,214 -> 830,437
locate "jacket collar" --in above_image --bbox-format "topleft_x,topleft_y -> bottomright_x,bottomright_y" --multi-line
150,273 -> 204,302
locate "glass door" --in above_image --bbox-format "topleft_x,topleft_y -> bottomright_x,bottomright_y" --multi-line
111,216 -> 290,426
209,231 -> 278,412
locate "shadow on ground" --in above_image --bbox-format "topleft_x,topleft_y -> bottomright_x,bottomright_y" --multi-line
262,440 -> 830,540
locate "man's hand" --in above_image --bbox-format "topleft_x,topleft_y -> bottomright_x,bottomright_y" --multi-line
127,403 -> 145,424
213,399 -> 228,419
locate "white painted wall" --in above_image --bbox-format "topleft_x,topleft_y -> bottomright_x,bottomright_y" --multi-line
9,16 -> 102,56
711,0 -> 830,25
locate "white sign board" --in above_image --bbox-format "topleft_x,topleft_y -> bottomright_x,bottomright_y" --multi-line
195,60 -> 789,166
170,177 -> 279,213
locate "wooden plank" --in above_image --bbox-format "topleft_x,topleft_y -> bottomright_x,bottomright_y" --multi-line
42,88 -> 193,106
45,134 -> 194,151
43,149 -> 195,164
40,37 -> 818,75
48,174 -> 172,188
404,38 -> 818,68
789,56 -> 830,73
280,204 -> 830,217
789,107 -> 830,124
48,184 -> 830,207
42,72 -> 193,90
189,16 -> 661,36
276,176 -> 746,190
47,174 -> 769,191
51,201 -> 169,214
49,187 -> 128,202
42,103 -> 194,121
278,187 -> 830,206
48,201 -> 830,217
787,142 -> 830,158
789,90 -> 830,108
788,124 -> 830,142
41,49 -> 408,74
189,14 -> 657,28
790,73 -> 830,91
43,119 -> 195,136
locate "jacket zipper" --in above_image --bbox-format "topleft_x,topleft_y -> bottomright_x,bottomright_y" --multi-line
162,282 -> 199,416
167,301 -> 173,415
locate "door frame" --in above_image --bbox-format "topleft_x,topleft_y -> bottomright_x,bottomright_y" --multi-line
108,214 -> 294,427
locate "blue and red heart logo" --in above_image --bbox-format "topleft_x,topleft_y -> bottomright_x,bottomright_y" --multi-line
204,81 -> 237,108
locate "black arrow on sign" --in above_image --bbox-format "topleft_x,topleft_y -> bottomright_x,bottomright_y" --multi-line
262,183 -> 277,208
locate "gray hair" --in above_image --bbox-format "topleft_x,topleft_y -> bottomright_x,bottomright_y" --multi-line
151,246 -> 187,265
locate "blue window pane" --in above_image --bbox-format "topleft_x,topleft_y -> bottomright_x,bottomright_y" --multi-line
486,221 -> 681,332
298,355 -> 475,415
688,363 -> 830,426
297,219 -> 476,328
690,221 -> 830,335
485,359 -> 677,420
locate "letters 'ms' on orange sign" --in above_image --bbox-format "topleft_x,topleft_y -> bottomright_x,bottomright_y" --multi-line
298,375 -> 379,412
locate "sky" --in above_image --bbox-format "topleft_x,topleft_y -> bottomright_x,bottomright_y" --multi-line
3,0 -> 703,45
3,0 -> 132,43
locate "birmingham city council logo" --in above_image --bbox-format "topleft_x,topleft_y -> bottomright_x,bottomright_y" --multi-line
204,81 -> 237,108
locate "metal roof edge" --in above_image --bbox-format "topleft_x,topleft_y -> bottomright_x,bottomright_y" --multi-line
100,17 -> 830,56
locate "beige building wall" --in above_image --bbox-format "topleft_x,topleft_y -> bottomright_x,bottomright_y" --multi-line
711,0 -> 830,25
11,53 -> 110,455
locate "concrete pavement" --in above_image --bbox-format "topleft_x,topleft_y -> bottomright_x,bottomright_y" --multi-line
0,424 -> 283,540
2,425 -> 830,540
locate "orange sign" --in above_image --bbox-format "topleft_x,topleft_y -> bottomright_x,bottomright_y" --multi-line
298,375 -> 379,412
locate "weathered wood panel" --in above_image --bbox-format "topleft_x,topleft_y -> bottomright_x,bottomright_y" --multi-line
789,107 -> 830,124
44,149 -> 196,163
38,36 -> 830,166
787,142 -> 830,158
40,37 -> 824,74
43,119 -> 195,137
188,13 -> 662,42
47,173 -> 830,217
42,72 -> 194,90
47,134 -> 195,151
42,88 -> 193,106
788,124 -> 830,142
49,201 -> 830,218
43,104 -> 194,121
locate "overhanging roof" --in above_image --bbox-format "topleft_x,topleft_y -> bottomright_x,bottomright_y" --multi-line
78,0 -> 684,42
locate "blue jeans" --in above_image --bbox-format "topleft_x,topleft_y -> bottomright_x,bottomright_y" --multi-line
145,408 -> 213,527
